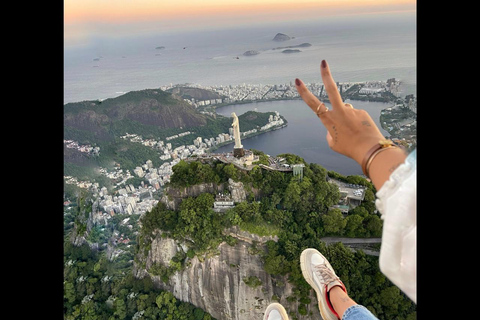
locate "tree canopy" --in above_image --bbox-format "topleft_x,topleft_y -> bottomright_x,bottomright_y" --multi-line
65,153 -> 415,320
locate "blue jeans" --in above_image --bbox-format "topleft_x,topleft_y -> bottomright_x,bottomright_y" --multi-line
342,305 -> 378,320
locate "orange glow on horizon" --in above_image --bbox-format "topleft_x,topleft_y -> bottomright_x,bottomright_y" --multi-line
64,0 -> 415,46
65,0 -> 416,24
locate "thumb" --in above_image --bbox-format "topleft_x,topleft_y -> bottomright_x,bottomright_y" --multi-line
326,131 -> 334,148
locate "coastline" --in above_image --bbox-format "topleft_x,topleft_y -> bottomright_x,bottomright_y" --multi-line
170,78 -> 404,112
207,78 -> 416,152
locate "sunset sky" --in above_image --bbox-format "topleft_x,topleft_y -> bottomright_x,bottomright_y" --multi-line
64,0 -> 416,47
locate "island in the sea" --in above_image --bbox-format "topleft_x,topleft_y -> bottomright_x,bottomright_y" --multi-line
282,49 -> 301,54
273,43 -> 311,50
243,50 -> 260,56
272,32 -> 291,41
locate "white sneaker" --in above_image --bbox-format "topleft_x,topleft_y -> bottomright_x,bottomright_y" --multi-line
300,248 -> 347,320
263,303 -> 289,320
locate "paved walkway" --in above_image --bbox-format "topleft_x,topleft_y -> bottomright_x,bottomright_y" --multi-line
320,237 -> 382,256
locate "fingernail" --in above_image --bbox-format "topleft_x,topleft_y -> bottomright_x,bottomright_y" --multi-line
321,60 -> 327,68
295,78 -> 301,86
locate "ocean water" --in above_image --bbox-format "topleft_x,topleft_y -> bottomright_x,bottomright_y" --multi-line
64,11 -> 416,175
64,11 -> 416,104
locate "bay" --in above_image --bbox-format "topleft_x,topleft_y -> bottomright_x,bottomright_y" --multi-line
64,11 -> 416,104
213,99 -> 391,176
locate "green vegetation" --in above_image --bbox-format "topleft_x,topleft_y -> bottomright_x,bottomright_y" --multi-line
153,152 -> 383,247
64,151 -> 415,320
63,242 -> 215,320
243,276 -> 263,288
63,191 -> 216,319
138,193 -> 225,255
138,153 -> 415,319
64,91 -> 282,180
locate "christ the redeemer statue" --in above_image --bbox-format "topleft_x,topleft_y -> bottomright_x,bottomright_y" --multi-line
231,112 -> 245,158
231,112 -> 243,148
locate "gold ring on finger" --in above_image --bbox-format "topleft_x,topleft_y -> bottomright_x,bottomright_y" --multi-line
345,103 -> 354,109
316,103 -> 328,116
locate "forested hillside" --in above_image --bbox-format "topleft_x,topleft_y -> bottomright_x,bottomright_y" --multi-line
64,152 -> 415,319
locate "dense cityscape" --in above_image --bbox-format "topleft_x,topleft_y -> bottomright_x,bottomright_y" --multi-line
64,109 -> 286,219
160,78 -> 404,108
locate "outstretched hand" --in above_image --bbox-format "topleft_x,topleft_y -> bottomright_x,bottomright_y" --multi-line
294,60 -> 386,166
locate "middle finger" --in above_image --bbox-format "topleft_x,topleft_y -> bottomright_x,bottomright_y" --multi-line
320,60 -> 345,112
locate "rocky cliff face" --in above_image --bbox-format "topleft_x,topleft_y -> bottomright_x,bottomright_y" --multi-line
161,178 -> 247,211
227,179 -> 247,203
134,228 -> 321,320
137,177 -> 321,319
161,182 -> 225,210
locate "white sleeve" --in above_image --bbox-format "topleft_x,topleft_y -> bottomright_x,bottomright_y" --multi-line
375,149 -> 416,303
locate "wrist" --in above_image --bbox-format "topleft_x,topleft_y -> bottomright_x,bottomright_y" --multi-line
360,139 -> 407,179
351,137 -> 386,167
367,146 -> 407,190
360,140 -> 396,178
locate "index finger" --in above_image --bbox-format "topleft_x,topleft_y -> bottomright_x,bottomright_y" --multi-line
295,78 -> 322,112
320,60 -> 344,111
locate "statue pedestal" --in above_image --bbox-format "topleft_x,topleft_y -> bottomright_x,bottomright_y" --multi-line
233,147 -> 245,158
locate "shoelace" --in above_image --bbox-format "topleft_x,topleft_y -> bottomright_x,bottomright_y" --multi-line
314,264 -> 339,286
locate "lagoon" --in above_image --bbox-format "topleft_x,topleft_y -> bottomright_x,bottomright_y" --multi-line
214,99 -> 391,176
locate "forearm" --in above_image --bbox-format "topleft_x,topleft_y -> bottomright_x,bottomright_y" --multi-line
367,147 -> 407,190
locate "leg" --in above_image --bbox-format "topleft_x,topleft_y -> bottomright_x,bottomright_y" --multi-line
329,286 -> 357,319
300,248 -> 378,320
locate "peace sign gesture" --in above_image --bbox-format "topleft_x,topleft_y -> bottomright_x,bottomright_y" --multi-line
295,60 -> 406,188
295,60 -> 385,166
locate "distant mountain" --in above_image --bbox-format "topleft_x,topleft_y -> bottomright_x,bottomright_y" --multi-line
272,33 -> 291,41
63,88 -> 281,178
64,89 -> 209,142
167,86 -> 223,101
273,43 -> 311,50
282,49 -> 301,54
243,50 -> 260,56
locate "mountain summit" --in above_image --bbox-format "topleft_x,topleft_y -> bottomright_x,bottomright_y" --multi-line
64,89 -> 208,142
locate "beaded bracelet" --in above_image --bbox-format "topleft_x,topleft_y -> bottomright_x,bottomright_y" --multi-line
361,140 -> 398,179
